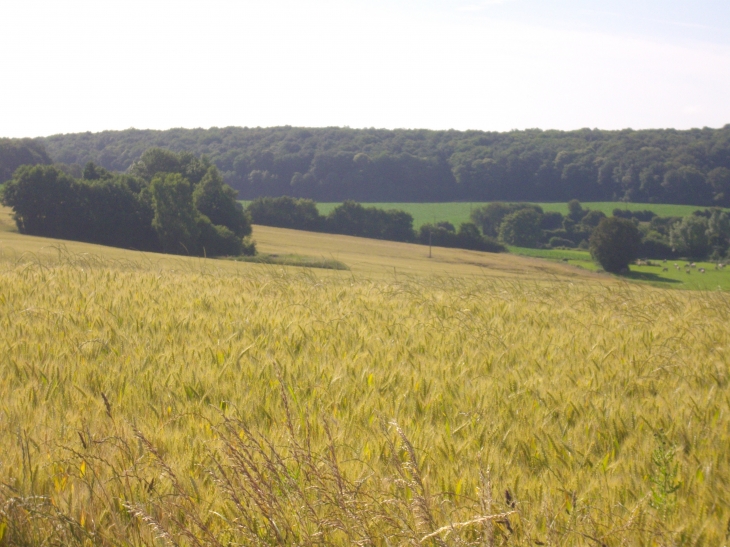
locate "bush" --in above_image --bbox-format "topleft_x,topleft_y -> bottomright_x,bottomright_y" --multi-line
498,208 -> 543,247
613,209 -> 656,222
670,215 -> 710,259
589,217 -> 641,273
419,222 -> 505,253
471,202 -> 543,238
240,237 -> 257,256
198,216 -> 245,257
326,201 -> 415,242
650,216 -> 682,236
640,235 -> 675,259
2,165 -> 87,240
193,167 -> 252,237
580,210 -> 606,228
548,237 -> 575,248
2,151 -> 255,258
247,196 -> 323,231
150,174 -> 201,255
544,228 -> 570,241
541,211 -> 564,230
84,177 -> 157,251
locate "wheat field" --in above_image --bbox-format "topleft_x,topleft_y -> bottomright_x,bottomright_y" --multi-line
0,214 -> 728,546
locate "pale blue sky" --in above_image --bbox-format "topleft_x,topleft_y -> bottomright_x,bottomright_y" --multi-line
444,0 -> 730,44
1,0 -> 729,137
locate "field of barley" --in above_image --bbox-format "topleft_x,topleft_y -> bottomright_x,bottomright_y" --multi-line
1,210 -> 729,546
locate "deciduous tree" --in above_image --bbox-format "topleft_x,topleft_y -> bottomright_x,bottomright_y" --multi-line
589,217 -> 641,273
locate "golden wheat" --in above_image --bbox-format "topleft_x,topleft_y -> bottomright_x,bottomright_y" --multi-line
0,245 -> 728,546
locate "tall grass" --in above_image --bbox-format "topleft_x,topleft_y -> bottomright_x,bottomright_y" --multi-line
0,249 -> 728,545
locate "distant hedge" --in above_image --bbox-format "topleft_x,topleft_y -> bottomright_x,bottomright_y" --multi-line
418,222 -> 505,253
247,197 -> 505,253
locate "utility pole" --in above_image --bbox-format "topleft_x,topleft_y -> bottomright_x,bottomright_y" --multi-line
428,211 -> 435,259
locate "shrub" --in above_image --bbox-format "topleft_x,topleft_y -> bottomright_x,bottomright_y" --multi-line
541,211 -> 564,230
2,165 -> 87,240
326,201 -> 415,242
580,209 -> 606,228
198,216 -> 246,257
247,196 -> 323,231
549,237 -> 575,248
640,234 -> 676,259
589,217 -> 641,273
193,167 -> 252,237
471,202 -> 543,238
613,208 -> 657,222
419,222 -> 505,252
567,199 -> 585,222
150,173 -> 201,255
544,228 -> 570,241
498,208 -> 543,247
669,215 -> 710,259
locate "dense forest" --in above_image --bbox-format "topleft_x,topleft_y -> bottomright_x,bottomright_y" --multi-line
0,138 -> 52,182
1,149 -> 255,257
2,125 -> 730,205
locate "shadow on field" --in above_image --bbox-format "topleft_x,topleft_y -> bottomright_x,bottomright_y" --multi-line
623,270 -> 682,284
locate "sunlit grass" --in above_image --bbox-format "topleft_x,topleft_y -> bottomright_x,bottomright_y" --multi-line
508,244 -> 730,290
227,252 -> 349,270
240,201 -> 720,230
0,235 -> 728,545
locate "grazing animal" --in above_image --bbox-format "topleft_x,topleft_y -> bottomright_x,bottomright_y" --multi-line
690,262 -> 697,268
699,268 -> 705,273
662,267 -> 668,272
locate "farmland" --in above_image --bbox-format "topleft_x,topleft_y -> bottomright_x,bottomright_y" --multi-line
238,201 -> 720,231
0,210 -> 729,545
507,246 -> 730,291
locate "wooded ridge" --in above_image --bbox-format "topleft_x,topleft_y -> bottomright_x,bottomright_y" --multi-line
3,125 -> 730,205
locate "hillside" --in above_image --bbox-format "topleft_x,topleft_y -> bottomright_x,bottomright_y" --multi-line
0,205 -> 599,281
0,137 -> 52,181
19,125 -> 730,205
1,211 -> 729,545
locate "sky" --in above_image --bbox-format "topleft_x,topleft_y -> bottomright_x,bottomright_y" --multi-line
2,0 -> 730,138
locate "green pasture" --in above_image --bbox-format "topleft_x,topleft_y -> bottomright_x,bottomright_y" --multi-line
332,202 -> 716,229
509,245 -> 730,290
242,201 -> 717,230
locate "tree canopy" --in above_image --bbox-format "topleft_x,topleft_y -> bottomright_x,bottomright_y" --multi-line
0,138 -> 51,182
1,150 -> 254,258
7,124 -> 727,206
589,217 -> 642,273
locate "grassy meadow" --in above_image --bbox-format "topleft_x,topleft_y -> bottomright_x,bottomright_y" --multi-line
238,201 -> 719,231
1,209 -> 730,545
508,245 -> 730,291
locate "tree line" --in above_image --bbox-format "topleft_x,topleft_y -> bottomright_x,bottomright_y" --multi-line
4,142 -> 728,266
3,125 -> 730,206
247,197 -> 506,253
1,148 -> 255,257
0,138 -> 52,182
469,200 -> 730,262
